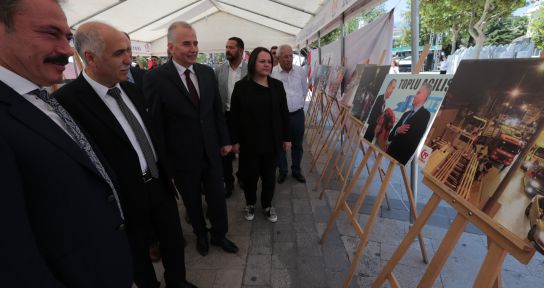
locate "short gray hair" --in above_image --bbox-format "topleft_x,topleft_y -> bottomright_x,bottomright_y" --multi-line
74,22 -> 107,65
420,82 -> 432,99
1,0 -> 61,32
276,44 -> 292,57
167,21 -> 194,42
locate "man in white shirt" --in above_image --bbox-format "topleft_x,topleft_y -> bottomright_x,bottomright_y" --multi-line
272,45 -> 309,183
0,0 -> 132,286
214,37 -> 248,198
54,22 -> 195,288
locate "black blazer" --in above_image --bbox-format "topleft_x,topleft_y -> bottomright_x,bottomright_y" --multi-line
0,81 -> 132,287
54,75 -> 177,216
387,107 -> 430,165
364,94 -> 385,142
230,77 -> 291,155
143,61 -> 230,175
130,66 -> 146,92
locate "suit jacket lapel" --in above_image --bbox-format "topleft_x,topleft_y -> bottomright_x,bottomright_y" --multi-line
74,76 -> 133,146
165,61 -> 199,109
120,81 -> 160,147
193,63 -> 209,110
1,83 -> 98,176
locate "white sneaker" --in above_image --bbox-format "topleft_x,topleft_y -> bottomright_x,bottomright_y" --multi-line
244,205 -> 255,221
264,207 -> 278,223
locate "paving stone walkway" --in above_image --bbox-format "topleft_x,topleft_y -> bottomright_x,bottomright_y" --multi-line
150,141 -> 544,287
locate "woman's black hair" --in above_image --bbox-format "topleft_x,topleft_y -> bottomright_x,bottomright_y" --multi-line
247,47 -> 273,80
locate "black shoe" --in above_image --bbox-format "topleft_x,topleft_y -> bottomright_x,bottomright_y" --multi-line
183,280 -> 198,288
196,235 -> 209,256
210,236 -> 239,253
293,173 -> 306,183
277,173 -> 287,184
225,182 -> 234,198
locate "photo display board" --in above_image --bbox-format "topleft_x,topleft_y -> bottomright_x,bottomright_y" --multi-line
366,74 -> 453,165
326,65 -> 345,99
422,59 -> 544,230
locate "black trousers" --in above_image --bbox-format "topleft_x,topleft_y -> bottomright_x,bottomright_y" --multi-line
175,159 -> 228,238
241,151 -> 277,208
223,111 -> 235,185
125,178 -> 186,288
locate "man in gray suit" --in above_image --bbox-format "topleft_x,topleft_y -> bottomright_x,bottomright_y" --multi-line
214,37 -> 248,198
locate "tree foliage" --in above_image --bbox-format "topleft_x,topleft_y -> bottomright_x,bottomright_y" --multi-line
485,15 -> 528,45
415,0 -> 527,57
530,6 -> 544,50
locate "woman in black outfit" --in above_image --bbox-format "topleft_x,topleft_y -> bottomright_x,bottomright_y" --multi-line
230,47 -> 291,222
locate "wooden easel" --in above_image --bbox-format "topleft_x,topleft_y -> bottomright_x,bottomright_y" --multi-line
371,172 -> 535,288
309,102 -> 350,172
308,94 -> 336,148
320,141 -> 429,288
305,89 -> 324,136
305,87 -> 322,129
371,47 -> 543,288
315,115 -> 365,199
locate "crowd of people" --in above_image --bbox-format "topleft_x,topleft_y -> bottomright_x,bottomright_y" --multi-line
1,0 -> 308,287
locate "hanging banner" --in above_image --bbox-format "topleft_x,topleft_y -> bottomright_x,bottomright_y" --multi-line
131,40 -> 152,56
344,11 -> 393,77
318,11 -> 393,77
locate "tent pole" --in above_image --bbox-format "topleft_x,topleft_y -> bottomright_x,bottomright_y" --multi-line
318,31 -> 322,65
410,0 -> 420,221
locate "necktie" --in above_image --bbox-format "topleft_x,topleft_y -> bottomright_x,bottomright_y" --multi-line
184,69 -> 200,107
107,87 -> 159,179
403,110 -> 415,124
30,89 -> 124,220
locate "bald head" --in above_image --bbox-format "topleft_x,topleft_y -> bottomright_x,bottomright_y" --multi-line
75,22 -> 119,64
75,21 -> 132,87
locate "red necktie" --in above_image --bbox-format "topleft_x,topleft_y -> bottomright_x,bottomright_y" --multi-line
184,69 -> 200,107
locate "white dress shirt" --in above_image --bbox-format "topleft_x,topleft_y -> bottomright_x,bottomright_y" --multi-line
82,71 -> 157,174
172,60 -> 200,98
226,64 -> 243,111
271,65 -> 308,112
0,65 -> 72,136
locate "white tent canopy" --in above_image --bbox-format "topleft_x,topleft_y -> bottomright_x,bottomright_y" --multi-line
61,0 -> 322,54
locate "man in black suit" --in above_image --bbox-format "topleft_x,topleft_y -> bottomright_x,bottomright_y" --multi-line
143,21 -> 238,256
387,83 -> 432,165
54,22 -> 196,288
0,1 -> 132,286
364,79 -> 397,142
123,33 -> 147,93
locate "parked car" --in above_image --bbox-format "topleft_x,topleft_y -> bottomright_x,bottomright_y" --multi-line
525,195 -> 544,254
521,145 -> 544,171
489,134 -> 523,170
398,56 -> 412,72
523,166 -> 544,198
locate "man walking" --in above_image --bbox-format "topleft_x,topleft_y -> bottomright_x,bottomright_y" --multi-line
214,36 -> 248,198
272,45 -> 308,183
144,22 -> 238,257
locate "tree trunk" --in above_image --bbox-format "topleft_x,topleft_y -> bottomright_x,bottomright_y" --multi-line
451,26 -> 459,54
467,0 -> 492,59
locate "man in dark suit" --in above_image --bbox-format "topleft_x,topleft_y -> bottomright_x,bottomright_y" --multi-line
54,22 -> 196,288
0,0 -> 132,286
364,79 -> 397,142
143,21 -> 238,256
387,83 -> 432,165
123,33 -> 147,93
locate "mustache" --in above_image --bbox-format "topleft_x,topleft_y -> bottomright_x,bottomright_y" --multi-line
44,55 -> 69,66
